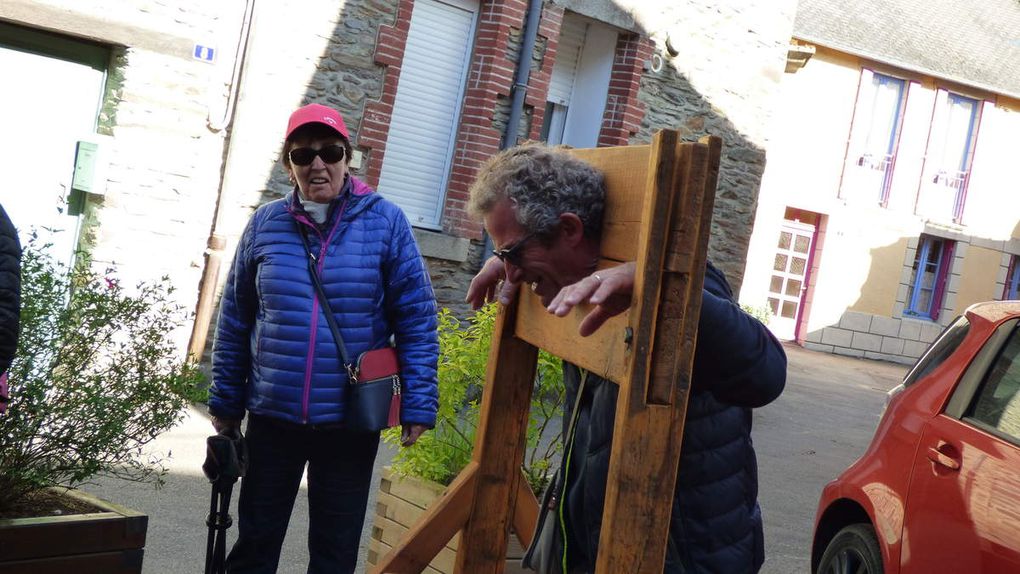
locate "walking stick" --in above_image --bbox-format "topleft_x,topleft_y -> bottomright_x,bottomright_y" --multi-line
203,428 -> 247,574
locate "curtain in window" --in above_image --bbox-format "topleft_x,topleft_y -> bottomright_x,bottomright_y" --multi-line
863,75 -> 904,163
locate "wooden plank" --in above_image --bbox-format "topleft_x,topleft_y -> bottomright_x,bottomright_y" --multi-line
511,470 -> 540,550
595,136 -> 715,573
368,539 -> 445,574
375,492 -> 461,552
372,515 -> 458,573
514,288 -> 631,385
371,461 -> 477,574
0,549 -> 144,574
0,491 -> 147,562
455,298 -> 539,574
568,145 -> 652,263
646,142 -> 708,405
380,470 -> 447,511
510,144 -> 664,385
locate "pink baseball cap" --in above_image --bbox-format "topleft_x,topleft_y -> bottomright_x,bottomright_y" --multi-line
285,103 -> 350,141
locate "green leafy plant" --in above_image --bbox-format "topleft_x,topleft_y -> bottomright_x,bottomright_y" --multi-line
382,305 -> 565,494
0,241 -> 203,512
741,302 -> 774,326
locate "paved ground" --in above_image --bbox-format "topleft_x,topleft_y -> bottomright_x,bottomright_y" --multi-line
755,344 -> 908,574
87,343 -> 908,573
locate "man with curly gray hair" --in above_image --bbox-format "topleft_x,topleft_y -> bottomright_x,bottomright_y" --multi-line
466,142 -> 786,573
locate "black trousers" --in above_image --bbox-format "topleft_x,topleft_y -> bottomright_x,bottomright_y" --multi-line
225,414 -> 380,574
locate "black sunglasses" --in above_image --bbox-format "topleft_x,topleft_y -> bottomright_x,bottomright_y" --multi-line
492,232 -> 537,266
288,145 -> 346,166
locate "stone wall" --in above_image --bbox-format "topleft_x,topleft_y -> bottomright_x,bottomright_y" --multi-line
622,0 -> 797,290
804,310 -> 944,364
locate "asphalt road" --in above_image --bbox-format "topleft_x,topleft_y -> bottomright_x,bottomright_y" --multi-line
755,344 -> 908,574
86,343 -> 908,573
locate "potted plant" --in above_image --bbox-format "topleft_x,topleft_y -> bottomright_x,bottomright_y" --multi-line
367,305 -> 564,573
0,241 -> 202,572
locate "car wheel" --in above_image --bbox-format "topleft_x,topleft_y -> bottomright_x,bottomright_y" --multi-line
817,523 -> 883,574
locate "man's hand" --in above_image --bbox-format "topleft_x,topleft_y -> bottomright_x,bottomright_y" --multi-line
465,256 -> 519,309
546,262 -> 636,337
401,423 -> 428,447
211,415 -> 241,434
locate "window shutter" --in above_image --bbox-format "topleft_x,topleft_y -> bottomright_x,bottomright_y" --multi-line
548,17 -> 587,106
376,0 -> 477,229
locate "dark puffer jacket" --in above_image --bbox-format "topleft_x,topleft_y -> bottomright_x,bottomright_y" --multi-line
209,177 -> 439,426
0,204 -> 21,375
559,262 -> 786,573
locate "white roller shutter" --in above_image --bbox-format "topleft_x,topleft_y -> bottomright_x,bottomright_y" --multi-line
545,14 -> 616,148
376,0 -> 477,229
548,16 -> 586,106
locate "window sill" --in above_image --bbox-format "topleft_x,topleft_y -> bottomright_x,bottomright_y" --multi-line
413,229 -> 470,263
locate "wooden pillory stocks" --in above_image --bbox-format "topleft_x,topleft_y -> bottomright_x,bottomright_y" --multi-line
373,131 -> 722,574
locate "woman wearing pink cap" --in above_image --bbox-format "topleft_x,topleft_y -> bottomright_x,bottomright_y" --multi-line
208,103 -> 439,573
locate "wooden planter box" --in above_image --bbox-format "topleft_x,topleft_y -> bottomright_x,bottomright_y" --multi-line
367,468 -> 528,574
0,488 -> 147,574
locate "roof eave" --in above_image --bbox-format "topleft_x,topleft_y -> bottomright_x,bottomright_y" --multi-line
794,32 -> 1020,101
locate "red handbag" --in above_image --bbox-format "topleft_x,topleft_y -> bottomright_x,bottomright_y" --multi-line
349,347 -> 401,430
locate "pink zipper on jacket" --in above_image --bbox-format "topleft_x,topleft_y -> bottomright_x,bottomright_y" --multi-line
295,196 -> 348,423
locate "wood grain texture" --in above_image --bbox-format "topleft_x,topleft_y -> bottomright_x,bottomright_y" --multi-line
377,133 -> 722,574
455,299 -> 539,574
370,462 -> 477,574
595,136 -> 717,574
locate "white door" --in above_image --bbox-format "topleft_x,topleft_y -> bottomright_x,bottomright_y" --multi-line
375,0 -> 477,229
0,31 -> 106,268
767,221 -> 815,340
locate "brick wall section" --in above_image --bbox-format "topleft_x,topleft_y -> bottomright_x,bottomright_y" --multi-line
444,0 -> 529,239
599,34 -> 654,146
359,0 -> 413,187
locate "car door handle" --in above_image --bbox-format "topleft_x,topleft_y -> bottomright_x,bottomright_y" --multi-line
927,445 -> 961,470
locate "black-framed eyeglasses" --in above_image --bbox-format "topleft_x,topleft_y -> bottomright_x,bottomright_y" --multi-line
288,145 -> 346,166
492,232 -> 537,266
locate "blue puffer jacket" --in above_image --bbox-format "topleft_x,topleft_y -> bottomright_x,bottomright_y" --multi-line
559,262 -> 786,573
209,176 -> 439,427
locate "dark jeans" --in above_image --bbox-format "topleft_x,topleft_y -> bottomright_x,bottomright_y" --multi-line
225,414 -> 380,574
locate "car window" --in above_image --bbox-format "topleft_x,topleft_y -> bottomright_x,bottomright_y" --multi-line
966,326 -> 1020,441
903,316 -> 971,387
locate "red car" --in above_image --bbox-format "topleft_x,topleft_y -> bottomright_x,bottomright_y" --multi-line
812,301 -> 1020,574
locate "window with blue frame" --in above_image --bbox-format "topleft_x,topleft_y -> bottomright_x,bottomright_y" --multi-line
905,236 -> 955,320
1005,256 -> 1020,300
857,73 -> 906,204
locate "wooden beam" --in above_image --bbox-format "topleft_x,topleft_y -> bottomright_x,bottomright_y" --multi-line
570,145 -> 652,263
512,470 -> 540,550
514,291 -> 631,385
370,462 -> 478,574
594,136 -> 715,573
455,299 -> 539,574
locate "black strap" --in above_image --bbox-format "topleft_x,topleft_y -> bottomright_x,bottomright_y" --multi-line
297,225 -> 353,371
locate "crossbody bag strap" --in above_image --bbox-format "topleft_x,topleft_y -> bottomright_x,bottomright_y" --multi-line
548,367 -> 590,500
296,224 -> 355,378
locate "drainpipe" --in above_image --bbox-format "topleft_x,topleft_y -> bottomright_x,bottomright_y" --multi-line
187,0 -> 256,363
482,0 -> 544,261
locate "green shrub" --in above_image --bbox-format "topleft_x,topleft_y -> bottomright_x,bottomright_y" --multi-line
382,305 -> 564,494
0,242 -> 203,511
741,302 -> 774,326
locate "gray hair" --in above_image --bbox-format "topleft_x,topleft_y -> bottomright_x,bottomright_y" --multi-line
467,142 -> 606,241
